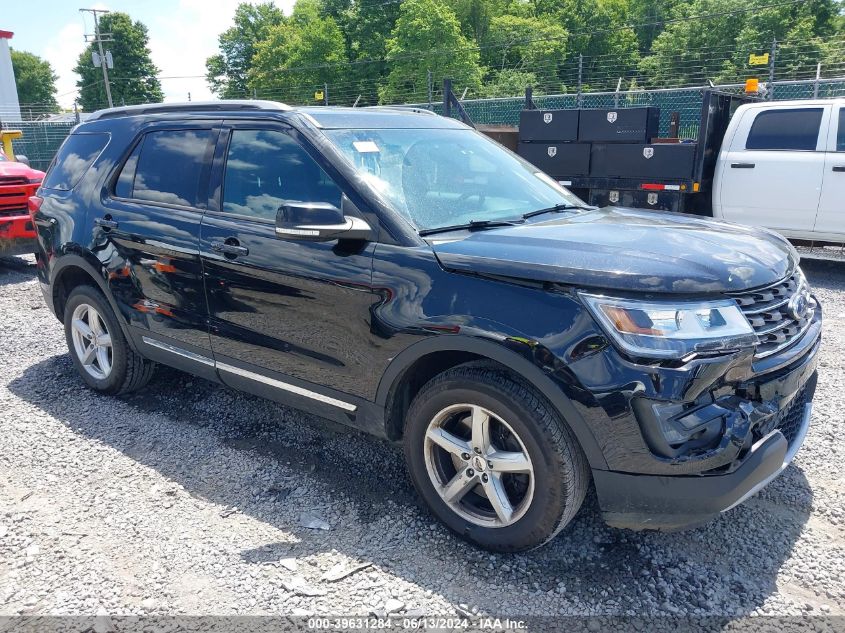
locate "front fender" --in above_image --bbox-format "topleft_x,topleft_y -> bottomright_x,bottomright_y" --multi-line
375,333 -> 607,469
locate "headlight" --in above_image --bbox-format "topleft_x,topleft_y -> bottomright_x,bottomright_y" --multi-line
27,178 -> 42,184
580,293 -> 756,359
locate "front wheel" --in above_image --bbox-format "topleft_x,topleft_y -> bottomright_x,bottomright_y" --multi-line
404,362 -> 589,552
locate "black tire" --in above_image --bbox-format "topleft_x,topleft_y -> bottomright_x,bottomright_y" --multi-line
404,362 -> 589,552
63,285 -> 155,395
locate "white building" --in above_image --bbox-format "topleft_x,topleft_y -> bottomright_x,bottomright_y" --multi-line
0,30 -> 22,122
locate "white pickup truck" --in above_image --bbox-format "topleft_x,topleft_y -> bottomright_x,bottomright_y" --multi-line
714,98 -> 844,243
516,92 -> 844,244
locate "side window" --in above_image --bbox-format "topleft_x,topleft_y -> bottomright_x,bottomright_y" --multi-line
42,133 -> 109,191
115,129 -> 213,207
837,109 -> 845,152
222,129 -> 342,220
746,108 -> 823,151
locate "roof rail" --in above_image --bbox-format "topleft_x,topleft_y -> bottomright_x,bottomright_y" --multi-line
364,105 -> 439,116
86,100 -> 291,121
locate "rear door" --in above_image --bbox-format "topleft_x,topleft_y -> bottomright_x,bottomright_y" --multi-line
100,122 -> 219,378
816,105 -> 845,239
717,106 -> 829,236
199,122 -> 379,409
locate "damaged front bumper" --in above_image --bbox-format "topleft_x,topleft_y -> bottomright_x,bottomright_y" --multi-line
594,394 -> 812,530
587,308 -> 821,531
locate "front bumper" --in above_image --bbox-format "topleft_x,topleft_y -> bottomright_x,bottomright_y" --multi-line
589,316 -> 820,531
594,396 -> 812,530
0,213 -> 37,257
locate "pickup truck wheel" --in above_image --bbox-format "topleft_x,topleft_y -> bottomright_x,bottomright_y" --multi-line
64,286 -> 155,395
404,362 -> 589,552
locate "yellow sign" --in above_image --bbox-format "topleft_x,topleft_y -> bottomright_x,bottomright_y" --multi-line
745,78 -> 760,93
749,53 -> 769,66
314,90 -> 324,101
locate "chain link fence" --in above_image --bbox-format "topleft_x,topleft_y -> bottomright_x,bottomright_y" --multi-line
4,121 -> 78,172
420,77 -> 845,137
2,77 -> 844,172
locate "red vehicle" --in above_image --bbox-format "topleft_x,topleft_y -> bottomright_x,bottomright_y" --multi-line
0,150 -> 44,258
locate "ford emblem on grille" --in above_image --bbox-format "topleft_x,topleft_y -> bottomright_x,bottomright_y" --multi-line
787,286 -> 811,321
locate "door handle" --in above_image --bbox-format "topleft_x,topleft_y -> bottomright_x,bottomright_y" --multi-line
211,240 -> 249,257
95,216 -> 119,230
833,166 -> 845,172
731,163 -> 755,169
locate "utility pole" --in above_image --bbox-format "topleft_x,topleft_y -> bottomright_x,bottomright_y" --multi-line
80,8 -> 114,109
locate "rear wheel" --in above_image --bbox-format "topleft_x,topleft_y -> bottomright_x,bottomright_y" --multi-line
64,286 -> 155,394
404,362 -> 589,552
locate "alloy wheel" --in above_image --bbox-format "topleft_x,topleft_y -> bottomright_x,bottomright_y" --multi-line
70,303 -> 113,380
423,403 -> 535,528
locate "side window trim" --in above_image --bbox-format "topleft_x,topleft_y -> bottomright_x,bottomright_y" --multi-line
108,122 -> 221,213
836,107 -> 845,153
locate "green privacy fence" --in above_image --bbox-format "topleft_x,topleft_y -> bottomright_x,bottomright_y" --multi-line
422,77 -> 845,138
3,77 -> 844,171
6,121 -> 77,172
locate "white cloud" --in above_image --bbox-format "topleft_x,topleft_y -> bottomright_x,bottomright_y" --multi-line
149,0 -> 295,103
42,21 -> 87,109
48,0 -> 295,108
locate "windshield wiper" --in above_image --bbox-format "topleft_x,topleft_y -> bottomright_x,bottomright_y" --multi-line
522,203 -> 594,220
418,219 -> 525,237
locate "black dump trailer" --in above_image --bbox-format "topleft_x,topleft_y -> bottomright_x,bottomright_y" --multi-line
516,90 -> 756,215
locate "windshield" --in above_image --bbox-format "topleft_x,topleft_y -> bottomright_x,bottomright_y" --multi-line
0,152 -> 7,162
324,128 -> 585,231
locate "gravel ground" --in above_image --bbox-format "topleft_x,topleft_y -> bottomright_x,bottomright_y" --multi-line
0,255 -> 844,624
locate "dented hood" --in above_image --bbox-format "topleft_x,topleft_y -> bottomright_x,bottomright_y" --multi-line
429,207 -> 796,294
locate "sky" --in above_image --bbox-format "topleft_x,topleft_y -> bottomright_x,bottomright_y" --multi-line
3,0 -> 296,108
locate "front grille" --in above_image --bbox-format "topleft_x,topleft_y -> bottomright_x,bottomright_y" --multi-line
0,176 -> 28,186
729,272 -> 816,359
751,373 -> 816,448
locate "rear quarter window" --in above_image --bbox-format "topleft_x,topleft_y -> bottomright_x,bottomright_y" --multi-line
745,108 -> 823,151
42,133 -> 110,190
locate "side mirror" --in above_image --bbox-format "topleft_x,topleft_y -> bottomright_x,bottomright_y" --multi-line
16,154 -> 31,167
275,201 -> 374,242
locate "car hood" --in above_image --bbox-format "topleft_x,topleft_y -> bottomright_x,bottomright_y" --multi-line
429,207 -> 797,294
0,160 -> 44,179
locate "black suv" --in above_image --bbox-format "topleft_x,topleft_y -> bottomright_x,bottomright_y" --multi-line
31,101 -> 821,552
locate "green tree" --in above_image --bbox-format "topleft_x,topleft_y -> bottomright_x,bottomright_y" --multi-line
724,0 -> 841,82
483,69 -> 541,97
547,0 -> 639,91
206,2 -> 286,98
379,0 -> 483,104
249,0 -> 347,104
73,12 -> 163,110
639,0 -> 842,87
481,15 -> 567,91
339,0 -> 402,105
445,0 -> 516,45
10,49 -> 59,116
628,0 -> 685,52
639,0 -> 748,87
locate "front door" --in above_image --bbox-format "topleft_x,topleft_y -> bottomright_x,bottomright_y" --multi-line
200,124 -> 379,408
816,105 -> 845,239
